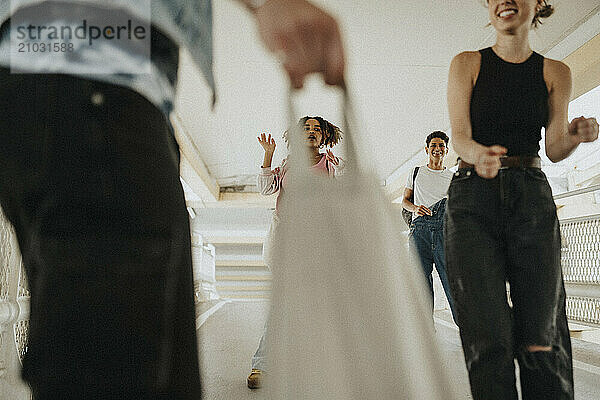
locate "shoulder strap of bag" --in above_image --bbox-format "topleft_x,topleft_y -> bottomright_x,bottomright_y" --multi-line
410,167 -> 420,199
412,166 -> 420,187
402,166 -> 420,226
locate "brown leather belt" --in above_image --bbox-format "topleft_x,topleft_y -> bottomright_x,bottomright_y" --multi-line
458,156 -> 541,169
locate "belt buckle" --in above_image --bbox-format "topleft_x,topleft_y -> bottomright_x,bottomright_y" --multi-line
499,156 -> 509,170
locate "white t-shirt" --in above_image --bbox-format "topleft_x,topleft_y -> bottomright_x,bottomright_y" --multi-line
405,166 -> 453,219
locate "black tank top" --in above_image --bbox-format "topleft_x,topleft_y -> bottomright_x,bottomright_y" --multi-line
470,47 -> 549,156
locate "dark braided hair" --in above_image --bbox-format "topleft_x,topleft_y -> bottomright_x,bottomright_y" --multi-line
282,116 -> 343,148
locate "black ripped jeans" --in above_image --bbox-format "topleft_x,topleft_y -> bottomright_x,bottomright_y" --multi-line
444,167 -> 573,400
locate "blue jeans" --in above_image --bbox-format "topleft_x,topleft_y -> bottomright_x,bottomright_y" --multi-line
445,167 -> 573,400
251,323 -> 268,371
409,198 -> 457,322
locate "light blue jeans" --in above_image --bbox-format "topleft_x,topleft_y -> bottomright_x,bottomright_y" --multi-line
251,322 -> 268,371
408,198 -> 457,322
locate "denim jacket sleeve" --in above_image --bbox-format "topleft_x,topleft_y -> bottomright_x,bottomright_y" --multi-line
1,0 -> 215,92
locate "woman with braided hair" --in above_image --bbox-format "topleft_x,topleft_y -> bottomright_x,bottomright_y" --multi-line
247,116 -> 344,389
260,116 -> 344,204
446,1 -> 598,399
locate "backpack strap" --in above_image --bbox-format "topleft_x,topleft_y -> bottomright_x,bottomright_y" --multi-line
412,166 -> 420,188
407,166 -> 420,203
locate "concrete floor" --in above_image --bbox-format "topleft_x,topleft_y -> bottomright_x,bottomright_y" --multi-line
197,300 -> 600,400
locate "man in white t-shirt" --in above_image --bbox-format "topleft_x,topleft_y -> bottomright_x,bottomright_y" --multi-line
402,131 -> 456,322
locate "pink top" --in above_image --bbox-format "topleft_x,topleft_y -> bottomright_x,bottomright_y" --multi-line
258,153 -> 345,213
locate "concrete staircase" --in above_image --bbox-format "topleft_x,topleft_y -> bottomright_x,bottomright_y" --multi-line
213,243 -> 271,300
189,208 -> 275,300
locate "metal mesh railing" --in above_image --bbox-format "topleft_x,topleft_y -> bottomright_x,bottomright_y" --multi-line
13,320 -> 29,363
0,207 -> 31,398
566,296 -> 600,325
561,218 -> 600,284
560,215 -> 600,326
0,214 -> 13,300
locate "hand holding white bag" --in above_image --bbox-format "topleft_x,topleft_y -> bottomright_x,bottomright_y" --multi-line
266,86 -> 461,399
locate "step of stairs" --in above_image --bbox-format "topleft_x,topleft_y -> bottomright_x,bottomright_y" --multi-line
216,259 -> 266,267
215,254 -> 271,299
216,274 -> 272,281
218,290 -> 272,299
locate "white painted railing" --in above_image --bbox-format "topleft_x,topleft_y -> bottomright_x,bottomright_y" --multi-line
0,208 -> 31,399
556,183 -> 600,327
561,214 -> 600,326
191,233 -> 220,303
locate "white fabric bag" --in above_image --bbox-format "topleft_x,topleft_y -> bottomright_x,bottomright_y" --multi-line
266,88 -> 461,400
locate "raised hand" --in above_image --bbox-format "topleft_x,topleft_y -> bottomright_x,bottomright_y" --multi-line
325,149 -> 339,166
569,116 -> 599,143
474,145 -> 508,179
258,132 -> 276,154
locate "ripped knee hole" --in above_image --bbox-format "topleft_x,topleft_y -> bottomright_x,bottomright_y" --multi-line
525,345 -> 552,352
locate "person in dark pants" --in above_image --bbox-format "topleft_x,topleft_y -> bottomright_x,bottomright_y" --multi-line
446,1 -> 598,399
0,70 -> 199,400
402,131 -> 456,322
0,0 -> 345,398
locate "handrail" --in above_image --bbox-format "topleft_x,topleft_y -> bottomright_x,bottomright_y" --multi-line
559,213 -> 600,224
553,183 -> 600,200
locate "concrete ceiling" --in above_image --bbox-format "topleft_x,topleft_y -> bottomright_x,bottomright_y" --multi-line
174,0 -> 600,206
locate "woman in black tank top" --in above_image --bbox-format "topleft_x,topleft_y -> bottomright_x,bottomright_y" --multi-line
445,1 -> 598,400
